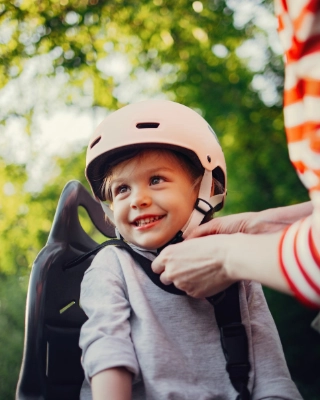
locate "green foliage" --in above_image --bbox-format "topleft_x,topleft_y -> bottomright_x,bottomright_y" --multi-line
0,275 -> 27,400
264,289 -> 320,398
0,159 -> 56,275
1,0 -> 273,116
0,0 -> 318,398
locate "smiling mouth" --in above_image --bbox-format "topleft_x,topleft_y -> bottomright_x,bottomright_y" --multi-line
134,215 -> 165,227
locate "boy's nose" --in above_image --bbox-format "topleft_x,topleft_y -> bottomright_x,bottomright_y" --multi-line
130,191 -> 152,209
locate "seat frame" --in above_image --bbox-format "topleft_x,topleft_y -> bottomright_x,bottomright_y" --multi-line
16,181 -> 115,400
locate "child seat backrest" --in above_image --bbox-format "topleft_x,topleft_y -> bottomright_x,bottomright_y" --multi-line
16,180 -> 115,400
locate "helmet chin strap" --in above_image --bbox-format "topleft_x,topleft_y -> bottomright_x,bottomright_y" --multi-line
181,169 -> 224,239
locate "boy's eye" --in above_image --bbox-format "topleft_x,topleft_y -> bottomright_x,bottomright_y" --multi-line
150,176 -> 164,185
116,185 -> 129,195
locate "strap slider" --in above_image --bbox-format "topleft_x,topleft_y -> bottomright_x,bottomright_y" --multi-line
194,198 -> 213,216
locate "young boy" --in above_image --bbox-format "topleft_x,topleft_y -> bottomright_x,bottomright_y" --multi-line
79,100 -> 302,399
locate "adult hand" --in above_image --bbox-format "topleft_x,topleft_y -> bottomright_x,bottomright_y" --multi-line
152,230 -> 292,298
152,203 -> 311,298
152,235 -> 236,298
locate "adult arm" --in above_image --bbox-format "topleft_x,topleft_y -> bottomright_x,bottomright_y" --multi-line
152,204 -> 320,307
187,201 -> 313,238
151,202 -> 312,297
152,230 -> 289,298
274,0 -> 320,307
91,368 -> 132,400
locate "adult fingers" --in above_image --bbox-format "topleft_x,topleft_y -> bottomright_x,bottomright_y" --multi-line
159,272 -> 173,286
152,246 -> 176,285
186,218 -> 221,239
151,252 -> 166,274
152,250 -> 173,285
187,213 -> 253,239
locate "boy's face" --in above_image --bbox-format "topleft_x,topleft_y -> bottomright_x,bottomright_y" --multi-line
109,150 -> 198,250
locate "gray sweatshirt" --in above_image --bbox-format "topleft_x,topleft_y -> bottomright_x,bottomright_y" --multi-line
79,245 -> 302,400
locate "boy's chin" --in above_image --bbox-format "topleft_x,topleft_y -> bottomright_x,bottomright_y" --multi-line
127,237 -> 172,251
132,240 -> 164,251
119,230 -> 181,251
134,235 -> 181,252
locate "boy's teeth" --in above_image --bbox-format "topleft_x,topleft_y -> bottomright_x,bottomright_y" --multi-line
136,216 -> 162,226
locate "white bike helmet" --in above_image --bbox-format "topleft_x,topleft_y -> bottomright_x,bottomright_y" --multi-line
86,100 -> 226,238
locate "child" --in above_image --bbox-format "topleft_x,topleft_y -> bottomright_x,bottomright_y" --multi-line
79,100 -> 302,400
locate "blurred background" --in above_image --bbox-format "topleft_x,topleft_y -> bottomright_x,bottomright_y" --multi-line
0,0 -> 319,398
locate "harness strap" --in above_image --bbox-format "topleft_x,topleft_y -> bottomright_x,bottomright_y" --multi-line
65,239 -> 251,399
207,284 -> 251,400
64,239 -> 120,268
64,239 -> 185,295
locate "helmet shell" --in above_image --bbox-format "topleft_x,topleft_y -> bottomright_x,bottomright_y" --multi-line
86,100 -> 226,200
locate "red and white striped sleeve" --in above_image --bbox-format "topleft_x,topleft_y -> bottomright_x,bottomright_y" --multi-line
275,0 -> 320,308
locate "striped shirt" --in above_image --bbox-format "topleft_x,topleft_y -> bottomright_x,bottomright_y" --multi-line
275,0 -> 320,308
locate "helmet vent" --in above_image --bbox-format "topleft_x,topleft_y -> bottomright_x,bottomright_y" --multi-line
90,136 -> 101,149
136,122 -> 160,129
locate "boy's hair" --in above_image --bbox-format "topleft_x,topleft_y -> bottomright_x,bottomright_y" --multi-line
101,148 -> 223,225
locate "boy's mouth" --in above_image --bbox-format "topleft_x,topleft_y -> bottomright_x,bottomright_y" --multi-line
133,215 -> 165,227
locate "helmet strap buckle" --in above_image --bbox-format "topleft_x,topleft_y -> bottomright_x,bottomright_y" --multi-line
194,198 -> 213,216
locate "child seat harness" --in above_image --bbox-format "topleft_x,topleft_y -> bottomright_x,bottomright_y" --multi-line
67,238 -> 251,400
